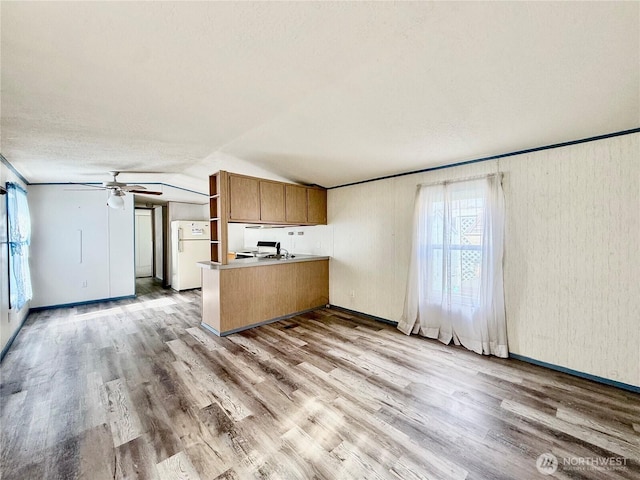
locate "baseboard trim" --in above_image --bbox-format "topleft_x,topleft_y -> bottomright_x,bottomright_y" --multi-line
329,305 -> 399,326
30,295 -> 137,312
509,353 -> 639,394
200,322 -> 222,336
200,306 -> 325,337
0,310 -> 31,362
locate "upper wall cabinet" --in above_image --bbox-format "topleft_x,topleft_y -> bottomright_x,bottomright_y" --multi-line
307,188 -> 327,225
285,185 -> 308,224
229,174 -> 260,222
223,171 -> 327,226
260,180 -> 286,223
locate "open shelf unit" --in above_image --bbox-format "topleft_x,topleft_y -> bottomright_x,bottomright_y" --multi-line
209,171 -> 229,264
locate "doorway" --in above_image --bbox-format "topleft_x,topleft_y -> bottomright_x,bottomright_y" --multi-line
134,209 -> 153,278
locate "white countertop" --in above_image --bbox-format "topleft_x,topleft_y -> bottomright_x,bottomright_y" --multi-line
198,254 -> 330,270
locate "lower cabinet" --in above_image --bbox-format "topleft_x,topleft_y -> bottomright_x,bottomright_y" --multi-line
201,259 -> 329,335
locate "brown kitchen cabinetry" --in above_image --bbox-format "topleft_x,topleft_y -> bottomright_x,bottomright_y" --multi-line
307,187 -> 327,225
229,174 -> 260,222
225,174 -> 326,227
259,180 -> 286,223
285,185 -> 308,224
201,258 -> 329,335
208,170 -> 327,264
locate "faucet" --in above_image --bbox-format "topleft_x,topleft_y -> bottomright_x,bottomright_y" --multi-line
275,242 -> 290,259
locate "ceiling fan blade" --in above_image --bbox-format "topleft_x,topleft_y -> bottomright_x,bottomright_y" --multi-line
120,185 -> 146,191
67,183 -> 109,190
117,170 -> 168,174
129,190 -> 163,196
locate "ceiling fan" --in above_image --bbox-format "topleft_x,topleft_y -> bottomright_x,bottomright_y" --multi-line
70,171 -> 163,209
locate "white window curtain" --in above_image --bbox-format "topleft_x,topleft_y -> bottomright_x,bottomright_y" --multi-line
7,182 -> 32,311
398,175 -> 508,358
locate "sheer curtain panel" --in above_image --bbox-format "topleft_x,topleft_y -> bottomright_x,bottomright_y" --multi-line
398,175 -> 508,357
7,182 -> 32,311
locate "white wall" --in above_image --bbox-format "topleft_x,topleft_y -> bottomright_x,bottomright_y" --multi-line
0,162 -> 30,354
329,133 -> 640,387
167,201 -> 208,222
227,223 -> 246,253
243,225 -> 334,256
29,185 -> 135,307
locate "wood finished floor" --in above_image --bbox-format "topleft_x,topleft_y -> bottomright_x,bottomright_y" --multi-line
1,279 -> 639,480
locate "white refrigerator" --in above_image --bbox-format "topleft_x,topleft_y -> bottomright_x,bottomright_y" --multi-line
171,220 -> 210,291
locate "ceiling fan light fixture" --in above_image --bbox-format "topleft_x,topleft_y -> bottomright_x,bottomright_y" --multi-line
107,190 -> 125,209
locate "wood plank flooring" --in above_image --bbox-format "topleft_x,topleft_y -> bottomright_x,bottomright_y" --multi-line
1,278 -> 639,479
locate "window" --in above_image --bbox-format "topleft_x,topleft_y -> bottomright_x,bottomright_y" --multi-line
7,183 -> 32,311
424,184 -> 485,307
399,175 -> 507,357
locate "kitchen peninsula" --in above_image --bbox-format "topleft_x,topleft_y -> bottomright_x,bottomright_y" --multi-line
199,255 -> 329,335
200,171 -> 329,336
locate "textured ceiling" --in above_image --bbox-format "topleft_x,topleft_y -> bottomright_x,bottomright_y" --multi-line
1,1 -> 638,192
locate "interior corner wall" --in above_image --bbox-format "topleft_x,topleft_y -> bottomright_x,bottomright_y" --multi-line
29,185 -> 135,308
328,132 -> 640,387
0,162 -> 30,354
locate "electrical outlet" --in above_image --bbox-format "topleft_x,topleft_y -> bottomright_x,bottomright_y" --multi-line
297,231 -> 304,236
350,290 -> 355,298
288,231 -> 294,235
81,280 -> 88,288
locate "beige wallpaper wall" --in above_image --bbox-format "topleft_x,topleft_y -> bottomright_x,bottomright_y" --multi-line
328,133 -> 640,387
